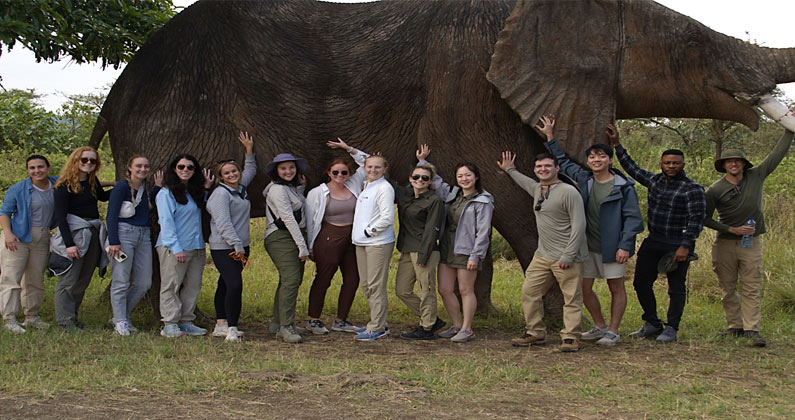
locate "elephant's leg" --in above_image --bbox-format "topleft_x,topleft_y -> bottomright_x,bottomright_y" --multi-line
474,251 -> 496,315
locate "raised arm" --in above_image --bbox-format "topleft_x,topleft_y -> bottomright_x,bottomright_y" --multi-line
498,150 -> 538,196
238,131 -> 257,187
756,130 -> 793,177
608,125 -> 656,188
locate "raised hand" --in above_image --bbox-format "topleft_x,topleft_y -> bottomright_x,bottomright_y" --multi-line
535,115 -> 556,141
606,124 -> 620,147
238,131 -> 254,154
326,137 -> 351,151
497,151 -> 517,172
153,170 -> 164,187
203,168 -> 215,189
416,144 -> 431,161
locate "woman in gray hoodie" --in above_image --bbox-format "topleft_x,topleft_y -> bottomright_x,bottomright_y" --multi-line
422,157 -> 494,343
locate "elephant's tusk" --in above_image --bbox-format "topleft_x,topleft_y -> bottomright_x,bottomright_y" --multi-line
758,93 -> 795,132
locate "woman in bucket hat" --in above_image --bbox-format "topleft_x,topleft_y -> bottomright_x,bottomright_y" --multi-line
263,151 -> 309,343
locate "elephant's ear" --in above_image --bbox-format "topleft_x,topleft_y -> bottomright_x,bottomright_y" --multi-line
487,0 -> 622,153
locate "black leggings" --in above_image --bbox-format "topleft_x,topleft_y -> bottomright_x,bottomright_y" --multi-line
211,247 -> 249,327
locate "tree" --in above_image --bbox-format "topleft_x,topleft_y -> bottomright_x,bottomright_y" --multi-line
0,0 -> 176,69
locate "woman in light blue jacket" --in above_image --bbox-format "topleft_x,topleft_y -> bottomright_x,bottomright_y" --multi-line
0,155 -> 57,333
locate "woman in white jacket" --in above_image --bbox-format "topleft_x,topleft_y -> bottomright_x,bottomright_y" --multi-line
304,138 -> 366,335
327,140 -> 395,342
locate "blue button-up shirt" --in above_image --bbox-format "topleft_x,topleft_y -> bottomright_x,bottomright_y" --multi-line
155,187 -> 204,254
0,176 -> 58,243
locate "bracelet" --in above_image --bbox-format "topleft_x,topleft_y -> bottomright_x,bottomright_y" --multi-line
347,147 -> 353,153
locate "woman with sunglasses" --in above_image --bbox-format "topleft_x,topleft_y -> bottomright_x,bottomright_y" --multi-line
419,155 -> 494,343
106,155 -> 163,336
206,131 -> 256,342
304,138 -> 366,335
327,140 -> 395,342
0,155 -> 58,334
51,147 -> 111,330
263,152 -> 309,343
155,154 -> 214,338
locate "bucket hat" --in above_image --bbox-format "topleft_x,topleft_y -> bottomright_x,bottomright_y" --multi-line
265,153 -> 307,176
714,149 -> 753,173
657,251 -> 699,273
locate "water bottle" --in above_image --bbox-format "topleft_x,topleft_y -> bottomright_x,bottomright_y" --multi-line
741,217 -> 756,248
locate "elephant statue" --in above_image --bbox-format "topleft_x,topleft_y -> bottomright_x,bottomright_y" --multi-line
90,0 -> 795,310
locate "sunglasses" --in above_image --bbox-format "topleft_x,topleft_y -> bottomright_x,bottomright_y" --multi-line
228,250 -> 248,269
80,157 -> 98,165
176,164 -> 195,171
331,170 -> 349,176
411,174 -> 430,181
534,195 -> 545,212
217,159 -> 236,165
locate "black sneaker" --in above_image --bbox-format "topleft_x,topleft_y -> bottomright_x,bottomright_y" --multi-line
629,322 -> 663,339
744,331 -> 767,347
430,318 -> 447,334
717,328 -> 744,337
400,325 -> 436,340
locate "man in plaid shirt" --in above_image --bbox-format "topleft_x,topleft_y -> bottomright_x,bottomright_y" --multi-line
608,126 -> 706,343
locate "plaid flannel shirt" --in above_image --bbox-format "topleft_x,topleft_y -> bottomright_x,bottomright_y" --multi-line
615,145 -> 706,249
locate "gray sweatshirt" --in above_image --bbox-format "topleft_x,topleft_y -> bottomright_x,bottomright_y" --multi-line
207,154 -> 256,252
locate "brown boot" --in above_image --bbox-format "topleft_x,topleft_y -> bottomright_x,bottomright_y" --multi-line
511,333 -> 546,347
560,338 -> 580,353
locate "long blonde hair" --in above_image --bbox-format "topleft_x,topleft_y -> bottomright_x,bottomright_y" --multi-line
54,146 -> 102,195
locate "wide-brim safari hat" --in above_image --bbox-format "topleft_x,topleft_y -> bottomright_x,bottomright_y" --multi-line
265,153 -> 307,176
714,149 -> 753,173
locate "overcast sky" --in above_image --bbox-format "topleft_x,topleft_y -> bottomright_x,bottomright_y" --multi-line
1,0 -> 793,111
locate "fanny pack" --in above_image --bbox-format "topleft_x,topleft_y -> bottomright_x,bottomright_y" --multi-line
119,186 -> 145,218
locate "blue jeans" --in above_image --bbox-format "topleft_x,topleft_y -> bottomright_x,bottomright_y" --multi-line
110,223 -> 153,323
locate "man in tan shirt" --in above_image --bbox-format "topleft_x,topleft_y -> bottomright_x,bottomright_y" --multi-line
498,149 -> 588,352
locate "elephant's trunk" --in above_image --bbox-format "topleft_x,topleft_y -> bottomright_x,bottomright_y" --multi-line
772,47 -> 795,85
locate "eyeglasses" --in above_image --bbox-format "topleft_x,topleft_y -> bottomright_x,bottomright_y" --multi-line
228,251 -> 248,268
331,170 -> 349,176
534,195 -> 545,211
411,174 -> 430,181
80,157 -> 98,165
176,164 -> 195,171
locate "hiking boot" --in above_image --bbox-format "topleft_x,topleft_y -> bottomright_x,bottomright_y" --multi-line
511,333 -> 546,347
114,320 -> 131,336
307,319 -> 329,335
225,326 -> 241,342
160,323 -> 184,338
451,329 -> 475,343
353,328 -> 389,342
629,322 -> 663,339
400,325 -> 435,340
278,325 -> 303,343
179,322 -> 207,336
437,326 -> 460,338
656,326 -> 677,343
430,318 -> 447,333
331,319 -> 359,333
581,326 -> 607,342
744,331 -> 767,348
560,338 -> 580,352
595,331 -> 621,346
22,316 -> 49,330
718,328 -> 744,337
4,319 -> 25,334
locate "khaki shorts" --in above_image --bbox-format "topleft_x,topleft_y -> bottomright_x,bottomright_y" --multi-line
583,252 -> 626,279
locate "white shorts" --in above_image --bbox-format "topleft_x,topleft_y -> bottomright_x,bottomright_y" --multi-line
583,252 -> 626,279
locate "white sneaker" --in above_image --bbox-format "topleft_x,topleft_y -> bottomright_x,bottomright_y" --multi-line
581,326 -> 607,341
4,319 -> 25,334
225,326 -> 241,342
114,320 -> 131,336
213,323 -> 245,338
22,316 -> 49,329
307,319 -> 329,335
596,331 -> 621,345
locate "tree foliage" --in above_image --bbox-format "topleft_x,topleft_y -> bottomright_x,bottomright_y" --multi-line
0,88 -> 106,154
0,0 -> 175,69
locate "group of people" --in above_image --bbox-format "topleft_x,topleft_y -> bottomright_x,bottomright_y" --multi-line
0,119 -> 789,349
498,116 -> 790,351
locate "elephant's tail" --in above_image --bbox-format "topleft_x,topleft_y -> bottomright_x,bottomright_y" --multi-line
88,114 -> 108,149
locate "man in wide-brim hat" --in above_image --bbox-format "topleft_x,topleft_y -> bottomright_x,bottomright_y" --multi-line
704,129 -> 794,348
